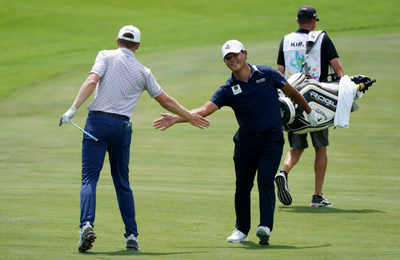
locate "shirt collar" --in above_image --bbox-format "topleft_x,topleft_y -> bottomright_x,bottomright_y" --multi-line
120,47 -> 136,57
297,28 -> 310,34
228,63 -> 259,84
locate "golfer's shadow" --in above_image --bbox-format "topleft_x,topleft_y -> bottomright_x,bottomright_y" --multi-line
277,205 -> 384,214
223,241 -> 331,250
85,251 -> 203,256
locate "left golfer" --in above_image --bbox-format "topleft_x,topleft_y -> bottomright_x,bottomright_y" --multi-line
59,25 -> 210,252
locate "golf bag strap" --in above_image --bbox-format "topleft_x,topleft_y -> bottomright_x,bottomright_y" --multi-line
301,30 -> 325,76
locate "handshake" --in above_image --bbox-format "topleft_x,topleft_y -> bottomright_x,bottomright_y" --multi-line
153,111 -> 210,131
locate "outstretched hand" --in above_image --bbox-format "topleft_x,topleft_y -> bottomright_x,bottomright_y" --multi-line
153,111 -> 210,131
187,111 -> 210,129
153,113 -> 176,131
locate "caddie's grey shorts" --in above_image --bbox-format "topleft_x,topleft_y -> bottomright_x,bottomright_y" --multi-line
288,128 -> 329,149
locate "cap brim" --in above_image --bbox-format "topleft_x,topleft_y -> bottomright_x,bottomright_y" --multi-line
223,49 -> 242,59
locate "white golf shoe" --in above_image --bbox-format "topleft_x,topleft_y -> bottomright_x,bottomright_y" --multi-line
256,226 -> 270,245
226,229 -> 248,243
125,234 -> 140,250
78,222 -> 96,252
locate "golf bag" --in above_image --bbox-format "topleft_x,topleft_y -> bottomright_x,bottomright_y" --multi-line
279,73 -> 376,134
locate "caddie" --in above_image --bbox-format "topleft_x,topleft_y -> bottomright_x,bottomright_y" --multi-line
275,4 -> 345,207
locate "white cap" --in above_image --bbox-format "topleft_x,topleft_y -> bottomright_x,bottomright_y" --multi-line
221,40 -> 245,59
118,25 -> 141,43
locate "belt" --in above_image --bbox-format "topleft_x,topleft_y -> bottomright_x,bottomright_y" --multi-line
89,111 -> 130,120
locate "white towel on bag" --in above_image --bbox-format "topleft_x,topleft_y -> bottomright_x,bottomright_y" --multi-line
334,76 -> 357,128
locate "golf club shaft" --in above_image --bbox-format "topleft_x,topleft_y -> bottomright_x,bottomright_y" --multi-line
70,122 -> 99,143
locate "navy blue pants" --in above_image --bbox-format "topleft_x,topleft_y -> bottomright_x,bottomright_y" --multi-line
232,126 -> 284,235
80,113 -> 138,237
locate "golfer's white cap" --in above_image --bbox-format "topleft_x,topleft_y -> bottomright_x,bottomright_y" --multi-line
118,25 -> 141,43
221,40 -> 245,59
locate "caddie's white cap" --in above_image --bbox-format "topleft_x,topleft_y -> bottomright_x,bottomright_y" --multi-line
221,40 -> 245,59
118,25 -> 141,43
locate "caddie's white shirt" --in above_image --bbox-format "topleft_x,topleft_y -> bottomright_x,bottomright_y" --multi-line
87,47 -> 163,118
282,32 -> 325,81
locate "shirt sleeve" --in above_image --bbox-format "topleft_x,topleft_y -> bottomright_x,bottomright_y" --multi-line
210,87 -> 227,109
322,34 -> 339,62
277,39 -> 285,66
90,51 -> 107,77
144,67 -> 163,98
271,68 -> 287,89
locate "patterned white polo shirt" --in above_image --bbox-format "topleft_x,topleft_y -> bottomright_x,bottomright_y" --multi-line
87,47 -> 163,118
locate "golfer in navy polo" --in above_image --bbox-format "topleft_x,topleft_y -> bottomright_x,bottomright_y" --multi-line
153,40 -> 317,245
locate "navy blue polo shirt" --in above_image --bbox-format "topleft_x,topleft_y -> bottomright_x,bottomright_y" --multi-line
210,64 -> 286,132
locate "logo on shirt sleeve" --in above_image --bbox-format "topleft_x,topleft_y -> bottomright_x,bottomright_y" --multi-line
231,84 -> 242,95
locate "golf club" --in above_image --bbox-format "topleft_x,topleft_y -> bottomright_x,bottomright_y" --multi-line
70,121 -> 99,143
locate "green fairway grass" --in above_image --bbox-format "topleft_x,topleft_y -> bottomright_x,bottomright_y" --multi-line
1,1 -> 399,259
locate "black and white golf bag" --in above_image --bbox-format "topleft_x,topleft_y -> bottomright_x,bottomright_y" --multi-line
279,73 -> 376,134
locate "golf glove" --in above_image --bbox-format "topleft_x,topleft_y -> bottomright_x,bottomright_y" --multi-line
59,107 -> 77,126
307,110 -> 318,127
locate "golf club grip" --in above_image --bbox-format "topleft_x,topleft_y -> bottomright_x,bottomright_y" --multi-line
356,83 -> 365,92
84,132 -> 99,143
70,122 -> 99,143
365,79 -> 376,86
356,79 -> 376,92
